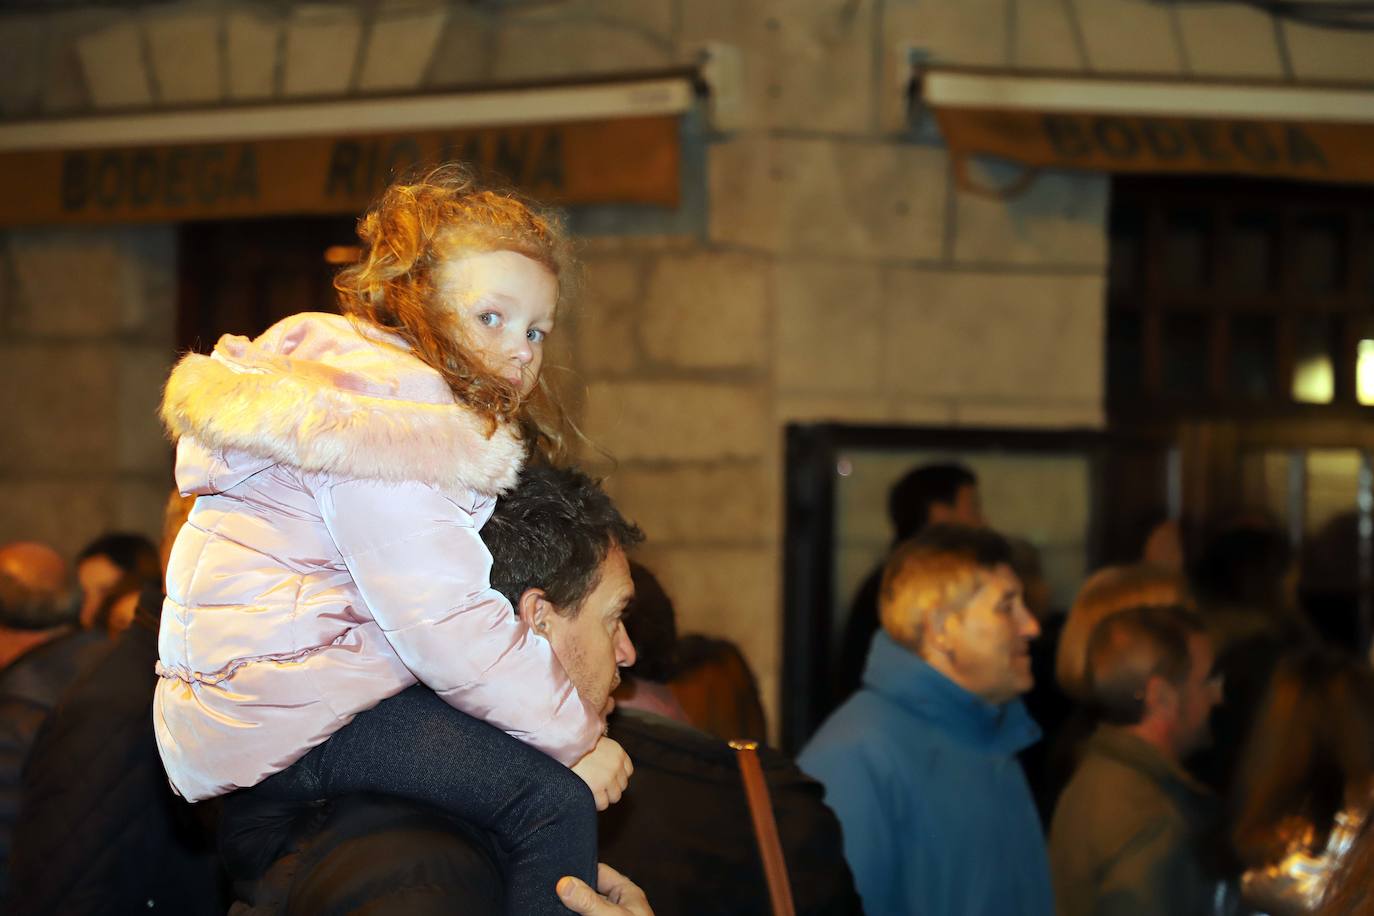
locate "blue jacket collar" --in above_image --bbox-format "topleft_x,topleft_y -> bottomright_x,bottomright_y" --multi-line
862,631 -> 1041,755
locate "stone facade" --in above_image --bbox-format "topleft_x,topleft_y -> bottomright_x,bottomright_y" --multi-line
4,0 -> 1374,734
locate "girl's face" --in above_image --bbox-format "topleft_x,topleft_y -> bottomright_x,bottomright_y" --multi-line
436,249 -> 557,397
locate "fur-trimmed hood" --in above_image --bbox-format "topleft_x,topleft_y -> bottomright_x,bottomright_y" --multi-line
160,312 -> 525,497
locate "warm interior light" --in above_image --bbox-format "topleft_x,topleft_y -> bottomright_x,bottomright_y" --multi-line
324,245 -> 362,265
1357,340 -> 1374,406
1293,354 -> 1334,404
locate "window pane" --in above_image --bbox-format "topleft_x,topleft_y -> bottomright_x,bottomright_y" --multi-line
1294,213 -> 1348,295
1232,212 -> 1280,295
1108,310 -> 1143,397
1356,317 -> 1374,407
1163,311 -> 1208,396
1164,209 -> 1212,292
1230,314 -> 1277,399
1306,449 -> 1361,541
1238,449 -> 1291,528
1293,314 -> 1337,404
1109,204 -> 1144,295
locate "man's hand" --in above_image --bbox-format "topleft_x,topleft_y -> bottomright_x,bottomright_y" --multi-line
571,736 -> 632,811
557,863 -> 654,916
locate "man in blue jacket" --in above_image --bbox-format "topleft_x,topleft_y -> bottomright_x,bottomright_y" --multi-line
800,525 -> 1052,916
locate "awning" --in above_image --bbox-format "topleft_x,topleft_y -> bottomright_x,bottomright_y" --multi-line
0,72 -> 697,226
919,66 -> 1374,194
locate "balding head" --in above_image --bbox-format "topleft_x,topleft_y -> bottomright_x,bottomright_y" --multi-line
0,542 -> 68,597
0,541 -> 75,631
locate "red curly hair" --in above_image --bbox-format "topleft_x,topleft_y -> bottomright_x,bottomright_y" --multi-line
334,163 -> 576,459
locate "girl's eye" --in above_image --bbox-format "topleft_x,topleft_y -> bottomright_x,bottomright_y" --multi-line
527,328 -> 546,344
478,312 -> 501,328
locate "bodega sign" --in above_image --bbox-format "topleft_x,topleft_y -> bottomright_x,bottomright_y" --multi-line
922,68 -> 1374,189
0,115 -> 680,227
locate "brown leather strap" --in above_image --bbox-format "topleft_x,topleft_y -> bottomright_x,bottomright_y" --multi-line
730,740 -> 796,916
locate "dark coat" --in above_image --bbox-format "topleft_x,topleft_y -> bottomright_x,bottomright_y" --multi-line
0,625 -> 104,895
601,707 -> 863,916
6,594 -> 227,915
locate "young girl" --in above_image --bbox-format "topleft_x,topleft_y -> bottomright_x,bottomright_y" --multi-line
154,164 -> 630,915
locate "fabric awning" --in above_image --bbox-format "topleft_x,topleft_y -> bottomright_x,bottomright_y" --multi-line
920,66 -> 1374,194
0,73 -> 695,226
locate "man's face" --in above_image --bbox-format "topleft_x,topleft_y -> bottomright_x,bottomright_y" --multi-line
929,484 -> 985,529
933,563 -> 1039,705
1172,632 -> 1223,757
539,546 -> 636,716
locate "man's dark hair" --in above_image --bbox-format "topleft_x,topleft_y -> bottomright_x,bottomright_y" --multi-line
481,465 -> 644,615
622,562 -> 678,683
1191,523 -> 1292,613
1085,604 -> 1206,725
888,463 -> 977,542
76,533 -> 160,584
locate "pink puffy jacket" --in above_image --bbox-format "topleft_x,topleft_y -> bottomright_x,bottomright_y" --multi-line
154,312 -> 600,803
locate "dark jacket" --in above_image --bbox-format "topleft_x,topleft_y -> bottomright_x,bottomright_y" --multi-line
0,624 -> 104,895
6,592 -> 227,915
1049,726 -> 1219,916
600,707 -> 862,916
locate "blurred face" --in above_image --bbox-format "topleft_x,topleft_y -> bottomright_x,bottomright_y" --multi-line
537,546 -> 637,716
1172,632 -> 1223,757
929,484 -> 985,529
77,555 -> 123,630
931,563 -> 1039,705
437,249 -> 557,397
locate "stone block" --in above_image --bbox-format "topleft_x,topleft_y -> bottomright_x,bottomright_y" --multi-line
951,399 -> 1104,429
1012,0 -> 1086,69
1071,0 -> 1183,74
775,262 -> 882,393
0,343 -> 118,474
283,4 -> 362,97
573,257 -> 645,375
1176,4 -> 1282,79
0,477 -> 119,560
118,345 -> 175,473
884,0 -> 1007,67
120,227 -> 178,339
642,252 -> 770,371
424,6 -> 492,87
754,0 -> 876,134
39,9 -> 113,114
582,382 -> 772,463
358,4 -> 448,92
77,20 -> 154,109
505,0 -> 674,40
880,269 -> 1105,403
9,229 -> 128,337
146,9 -> 222,104
0,15 -> 47,117
604,462 -> 777,544
226,8 -> 280,100
773,394 -> 953,426
953,168 -> 1108,267
1284,21 -> 1374,82
117,475 -> 173,545
490,20 -> 670,82
710,137 -> 948,260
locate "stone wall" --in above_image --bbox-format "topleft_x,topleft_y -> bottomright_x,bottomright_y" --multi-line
4,0 -> 1374,731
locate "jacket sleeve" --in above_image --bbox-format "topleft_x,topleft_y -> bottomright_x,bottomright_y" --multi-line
798,742 -> 899,914
316,477 -> 601,766
1093,816 -> 1212,916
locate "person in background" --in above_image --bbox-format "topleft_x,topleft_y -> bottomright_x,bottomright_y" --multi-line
601,562 -> 862,916
0,541 -> 105,895
1049,604 -> 1224,916
7,490 -> 228,915
1042,563 -> 1190,815
834,463 -> 983,706
73,532 -> 160,632
668,635 -> 767,743
801,525 -> 1050,916
1231,650 -> 1374,916
1190,522 -> 1320,792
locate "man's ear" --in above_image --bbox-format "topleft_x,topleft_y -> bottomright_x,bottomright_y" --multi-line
1143,675 -> 1179,719
517,588 -> 552,637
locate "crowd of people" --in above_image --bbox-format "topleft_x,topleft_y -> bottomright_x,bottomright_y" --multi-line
0,164 -> 1371,916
